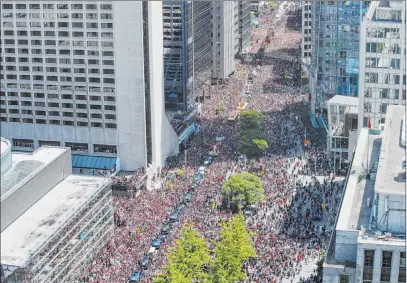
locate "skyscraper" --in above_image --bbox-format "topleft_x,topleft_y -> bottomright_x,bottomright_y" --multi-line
211,1 -> 236,80
309,1 -> 367,114
163,1 -> 212,112
0,1 -> 179,172
237,1 -> 252,54
358,0 -> 406,131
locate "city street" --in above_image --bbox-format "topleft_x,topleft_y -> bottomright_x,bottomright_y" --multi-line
80,3 -> 342,283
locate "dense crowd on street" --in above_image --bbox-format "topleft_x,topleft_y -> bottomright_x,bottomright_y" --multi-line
77,3 -> 347,283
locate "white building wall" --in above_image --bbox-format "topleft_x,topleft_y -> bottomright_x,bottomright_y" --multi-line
146,1 -> 179,170
376,193 -> 406,234
212,2 -> 236,79
113,1 -> 147,171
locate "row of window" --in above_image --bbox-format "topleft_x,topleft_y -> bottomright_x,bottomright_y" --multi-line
362,250 -> 405,283
1,117 -> 117,128
2,101 -> 116,111
2,109 -> 116,119
2,13 -> 112,23
3,75 -> 115,84
2,38 -> 114,48
4,49 -> 114,57
2,92 -> 115,100
2,23 -> 113,32
3,57 -> 114,66
3,30 -> 113,38
365,73 -> 406,85
2,84 -> 115,93
11,139 -> 117,156
2,4 -> 112,10
4,66 -> 114,75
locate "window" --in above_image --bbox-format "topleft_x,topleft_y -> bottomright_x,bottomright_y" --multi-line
39,140 -> 60,146
94,144 -> 117,154
77,113 -> 88,118
21,92 -> 31,98
380,104 -> 387,114
91,122 -> 103,128
49,120 -> 60,125
22,118 -> 34,124
105,123 -> 117,129
90,105 -> 102,110
13,139 -> 34,148
21,110 -> 32,115
363,250 -> 374,282
339,274 -> 349,283
35,102 -> 46,107
77,122 -> 88,127
91,113 -> 102,119
105,105 -> 116,111
65,142 -> 88,151
36,119 -> 47,124
105,114 -> 116,120
35,93 -> 45,99
63,121 -> 74,126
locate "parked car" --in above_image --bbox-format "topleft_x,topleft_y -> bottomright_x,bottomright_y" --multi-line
161,222 -> 170,235
169,211 -> 180,222
141,255 -> 150,270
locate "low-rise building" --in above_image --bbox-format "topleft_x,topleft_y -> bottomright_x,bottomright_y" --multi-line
323,105 -> 406,283
1,138 -> 113,283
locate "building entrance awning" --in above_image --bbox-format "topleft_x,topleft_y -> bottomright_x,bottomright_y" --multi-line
72,155 -> 117,170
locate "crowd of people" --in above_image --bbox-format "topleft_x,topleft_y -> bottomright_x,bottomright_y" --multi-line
77,2 -> 348,283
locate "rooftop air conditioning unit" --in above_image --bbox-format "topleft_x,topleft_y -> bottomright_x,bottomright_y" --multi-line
366,198 -> 371,208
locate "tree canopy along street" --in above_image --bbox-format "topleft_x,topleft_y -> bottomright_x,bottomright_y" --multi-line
81,2 -> 348,283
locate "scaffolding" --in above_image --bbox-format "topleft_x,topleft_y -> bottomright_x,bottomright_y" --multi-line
310,1 -> 367,114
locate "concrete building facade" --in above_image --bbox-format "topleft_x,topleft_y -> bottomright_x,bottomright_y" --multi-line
0,1 -> 178,172
211,1 -> 236,79
358,1 -> 406,131
323,106 -> 406,283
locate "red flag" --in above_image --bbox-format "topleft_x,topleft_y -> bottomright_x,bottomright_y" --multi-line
368,119 -> 372,129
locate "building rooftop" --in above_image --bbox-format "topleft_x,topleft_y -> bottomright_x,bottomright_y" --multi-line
327,95 -> 359,107
375,105 -> 406,195
0,146 -> 69,202
0,175 -> 111,267
337,129 -> 381,231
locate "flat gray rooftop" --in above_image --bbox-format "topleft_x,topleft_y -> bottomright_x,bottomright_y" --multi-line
375,105 -> 406,195
327,95 -> 359,107
337,129 -> 381,231
0,146 -> 69,202
1,175 -> 111,267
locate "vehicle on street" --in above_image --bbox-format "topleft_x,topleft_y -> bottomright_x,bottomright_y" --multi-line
151,237 -> 162,248
128,271 -> 143,283
169,211 -> 180,222
141,255 -> 149,270
161,222 -> 170,235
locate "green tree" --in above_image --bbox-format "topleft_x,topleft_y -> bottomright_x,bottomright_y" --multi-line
211,215 -> 256,283
239,110 -> 264,130
238,129 -> 269,159
267,1 -> 277,8
153,225 -> 211,283
316,258 -> 324,277
222,172 -> 264,209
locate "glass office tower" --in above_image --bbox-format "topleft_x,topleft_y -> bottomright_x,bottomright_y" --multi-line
309,1 -> 368,114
